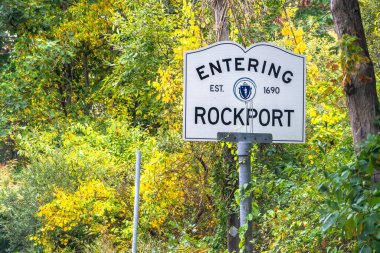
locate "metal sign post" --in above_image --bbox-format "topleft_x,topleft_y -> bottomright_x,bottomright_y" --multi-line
218,133 -> 272,252
132,150 -> 141,253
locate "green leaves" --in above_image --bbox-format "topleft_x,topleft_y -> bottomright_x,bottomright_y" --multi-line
321,211 -> 339,232
359,245 -> 372,253
0,0 -> 378,252
320,134 -> 380,252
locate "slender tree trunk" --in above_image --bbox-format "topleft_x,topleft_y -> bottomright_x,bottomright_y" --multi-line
214,0 -> 241,251
223,146 -> 240,252
331,0 -> 380,181
64,63 -> 72,107
57,63 -> 73,117
57,81 -> 68,117
83,49 -> 91,115
214,0 -> 229,41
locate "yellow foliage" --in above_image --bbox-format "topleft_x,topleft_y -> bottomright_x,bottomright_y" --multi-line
32,180 -> 122,252
152,2 -> 204,131
308,64 -> 320,81
280,9 -> 306,54
139,142 -> 213,234
278,7 -> 349,154
140,150 -> 186,231
53,0 -> 126,48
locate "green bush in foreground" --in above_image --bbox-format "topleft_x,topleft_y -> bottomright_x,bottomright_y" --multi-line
320,135 -> 380,253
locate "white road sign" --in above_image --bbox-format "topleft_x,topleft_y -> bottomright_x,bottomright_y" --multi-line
183,42 -> 306,143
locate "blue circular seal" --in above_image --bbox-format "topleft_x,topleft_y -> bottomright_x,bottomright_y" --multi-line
233,77 -> 257,102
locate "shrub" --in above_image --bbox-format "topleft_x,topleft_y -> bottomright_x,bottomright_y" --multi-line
320,134 -> 380,253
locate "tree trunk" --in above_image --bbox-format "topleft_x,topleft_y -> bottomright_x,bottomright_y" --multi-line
83,49 -> 91,115
214,0 -> 229,41
64,63 -> 72,107
214,0 -> 241,251
331,0 -> 380,181
57,80 -> 68,117
223,146 -> 240,252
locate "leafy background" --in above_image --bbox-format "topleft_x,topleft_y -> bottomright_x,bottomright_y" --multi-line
0,0 -> 379,252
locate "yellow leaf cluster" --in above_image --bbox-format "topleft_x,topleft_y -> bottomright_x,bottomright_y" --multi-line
32,180 -> 121,251
139,146 -> 198,233
307,102 -> 347,147
280,13 -> 306,54
52,0 -> 123,48
308,64 -> 320,80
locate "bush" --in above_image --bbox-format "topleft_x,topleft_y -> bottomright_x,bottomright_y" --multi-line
320,134 -> 380,253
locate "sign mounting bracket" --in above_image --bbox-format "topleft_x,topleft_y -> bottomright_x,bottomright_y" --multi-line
217,132 -> 273,143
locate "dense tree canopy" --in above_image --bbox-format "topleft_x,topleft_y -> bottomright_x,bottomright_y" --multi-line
0,0 -> 379,252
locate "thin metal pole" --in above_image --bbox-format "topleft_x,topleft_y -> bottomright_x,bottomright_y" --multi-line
237,142 -> 253,253
132,150 -> 141,253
